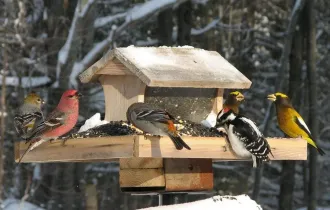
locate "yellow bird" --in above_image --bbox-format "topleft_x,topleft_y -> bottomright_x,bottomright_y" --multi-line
267,92 -> 325,155
223,91 -> 245,114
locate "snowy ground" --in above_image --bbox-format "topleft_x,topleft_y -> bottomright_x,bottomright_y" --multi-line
138,195 -> 262,210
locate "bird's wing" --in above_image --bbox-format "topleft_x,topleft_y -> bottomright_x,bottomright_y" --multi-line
231,117 -> 271,156
294,116 -> 313,139
136,109 -> 173,124
26,111 -> 65,140
14,112 -> 43,134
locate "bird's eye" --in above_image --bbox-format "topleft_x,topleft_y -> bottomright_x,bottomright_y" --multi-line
37,98 -> 41,102
68,95 -> 74,98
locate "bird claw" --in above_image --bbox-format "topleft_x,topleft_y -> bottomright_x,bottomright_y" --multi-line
222,146 -> 227,152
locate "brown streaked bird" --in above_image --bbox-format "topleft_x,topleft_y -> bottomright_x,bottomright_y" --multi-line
126,102 -> 191,150
223,91 -> 245,114
267,92 -> 325,155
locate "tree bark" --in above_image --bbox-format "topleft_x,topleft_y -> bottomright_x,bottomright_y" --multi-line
158,9 -> 173,46
177,1 -> 192,45
305,0 -> 319,209
279,17 -> 303,209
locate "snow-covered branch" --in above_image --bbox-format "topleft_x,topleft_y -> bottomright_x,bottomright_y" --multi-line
70,0 -> 188,88
138,195 -> 262,210
56,0 -> 95,87
191,19 -> 219,36
94,12 -> 127,28
0,76 -> 51,88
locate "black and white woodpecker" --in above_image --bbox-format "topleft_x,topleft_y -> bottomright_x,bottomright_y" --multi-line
215,107 -> 274,168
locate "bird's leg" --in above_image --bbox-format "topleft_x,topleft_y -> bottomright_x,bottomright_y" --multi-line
222,145 -> 227,152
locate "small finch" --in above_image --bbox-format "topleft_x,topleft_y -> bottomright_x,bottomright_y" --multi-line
14,92 -> 45,140
126,102 -> 191,150
17,89 -> 82,163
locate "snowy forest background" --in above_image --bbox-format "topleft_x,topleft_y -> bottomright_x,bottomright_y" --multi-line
0,0 -> 329,209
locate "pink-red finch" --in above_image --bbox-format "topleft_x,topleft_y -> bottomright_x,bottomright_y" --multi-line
126,102 -> 191,150
18,89 -> 82,163
14,92 -> 45,139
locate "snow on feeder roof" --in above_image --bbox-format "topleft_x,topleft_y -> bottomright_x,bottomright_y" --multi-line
79,46 -> 251,88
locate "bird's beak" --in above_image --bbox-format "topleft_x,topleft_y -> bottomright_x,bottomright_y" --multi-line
41,99 -> 45,104
236,93 -> 245,102
267,94 -> 276,102
75,92 -> 83,99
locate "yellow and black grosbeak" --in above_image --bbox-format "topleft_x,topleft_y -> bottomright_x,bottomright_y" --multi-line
267,92 -> 325,155
223,91 -> 245,114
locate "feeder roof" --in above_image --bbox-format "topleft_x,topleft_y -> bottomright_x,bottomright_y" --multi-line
79,46 -> 251,88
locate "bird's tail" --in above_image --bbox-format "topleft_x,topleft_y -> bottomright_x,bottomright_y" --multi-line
168,134 -> 191,150
253,155 -> 270,168
307,137 -> 326,156
17,138 -> 47,164
317,147 -> 325,156
17,142 -> 33,164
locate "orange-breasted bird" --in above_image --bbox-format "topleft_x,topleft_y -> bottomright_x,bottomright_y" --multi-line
267,92 -> 325,155
126,102 -> 191,150
223,91 -> 245,114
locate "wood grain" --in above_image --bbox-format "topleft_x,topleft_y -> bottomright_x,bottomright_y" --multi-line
164,158 -> 213,191
86,184 -> 98,210
119,168 -> 165,187
99,75 -> 146,121
96,58 -> 133,76
135,136 -> 307,160
79,47 -> 252,89
120,158 -> 163,169
14,135 -> 307,163
212,88 -> 224,114
15,136 -> 134,163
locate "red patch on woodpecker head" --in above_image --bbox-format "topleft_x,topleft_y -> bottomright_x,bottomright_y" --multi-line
223,107 -> 231,113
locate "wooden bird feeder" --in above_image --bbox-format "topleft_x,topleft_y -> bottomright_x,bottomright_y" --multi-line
15,46 -> 307,193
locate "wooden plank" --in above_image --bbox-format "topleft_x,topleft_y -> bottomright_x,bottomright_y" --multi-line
135,136 -> 307,160
114,47 -> 252,88
99,75 -> 146,121
96,58 -> 133,76
164,158 -> 213,191
212,88 -> 224,114
86,184 -> 98,210
119,168 -> 165,187
15,136 -> 134,163
120,158 -> 163,169
14,135 -> 307,163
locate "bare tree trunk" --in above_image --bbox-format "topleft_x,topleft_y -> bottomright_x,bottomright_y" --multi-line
279,15 -> 304,209
305,0 -> 319,209
158,8 -> 173,46
177,0 -> 192,45
0,44 -> 8,200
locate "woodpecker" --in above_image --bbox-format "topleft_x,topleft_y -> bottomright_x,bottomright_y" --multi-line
216,108 -> 273,167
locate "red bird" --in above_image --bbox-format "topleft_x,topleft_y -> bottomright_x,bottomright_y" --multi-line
18,89 -> 82,163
